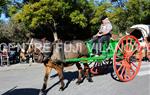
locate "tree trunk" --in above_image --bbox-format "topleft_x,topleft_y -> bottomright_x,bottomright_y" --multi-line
53,19 -> 58,41
49,19 -> 59,41
53,31 -> 58,41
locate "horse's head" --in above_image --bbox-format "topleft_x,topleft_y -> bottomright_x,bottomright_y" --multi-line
19,48 -> 27,62
26,38 -> 53,63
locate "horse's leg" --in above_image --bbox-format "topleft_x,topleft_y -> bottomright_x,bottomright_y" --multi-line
84,63 -> 93,82
54,65 -> 65,91
19,56 -> 22,63
41,64 -> 52,91
75,62 -> 83,85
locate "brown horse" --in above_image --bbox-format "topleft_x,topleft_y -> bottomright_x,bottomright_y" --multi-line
25,38 -> 92,91
19,48 -> 27,62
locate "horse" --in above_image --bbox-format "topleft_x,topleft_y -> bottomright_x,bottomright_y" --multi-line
24,38 -> 93,91
18,42 -> 35,65
19,48 -> 27,62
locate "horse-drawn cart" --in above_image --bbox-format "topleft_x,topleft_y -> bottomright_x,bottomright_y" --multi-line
26,27 -> 146,91
64,24 -> 150,82
65,35 -> 142,82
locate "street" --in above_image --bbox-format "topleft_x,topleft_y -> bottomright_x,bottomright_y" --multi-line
0,62 -> 150,95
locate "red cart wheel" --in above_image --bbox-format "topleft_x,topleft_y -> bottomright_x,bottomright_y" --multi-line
113,35 -> 142,82
90,62 -> 100,75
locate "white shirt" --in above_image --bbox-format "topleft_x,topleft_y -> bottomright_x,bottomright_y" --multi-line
99,18 -> 112,34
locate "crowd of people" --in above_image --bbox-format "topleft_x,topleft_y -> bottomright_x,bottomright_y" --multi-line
0,46 -> 19,66
0,45 -> 31,66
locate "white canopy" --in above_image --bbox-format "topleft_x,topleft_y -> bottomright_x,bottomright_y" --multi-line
126,24 -> 150,38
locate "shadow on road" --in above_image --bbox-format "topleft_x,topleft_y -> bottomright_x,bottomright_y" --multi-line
89,60 -> 122,82
2,87 -> 40,95
2,61 -> 121,95
49,60 -> 122,91
50,71 -> 78,90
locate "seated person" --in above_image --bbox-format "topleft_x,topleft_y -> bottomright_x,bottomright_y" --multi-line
91,16 -> 112,56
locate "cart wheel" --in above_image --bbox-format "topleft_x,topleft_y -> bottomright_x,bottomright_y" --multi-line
113,35 -> 142,82
90,62 -> 100,75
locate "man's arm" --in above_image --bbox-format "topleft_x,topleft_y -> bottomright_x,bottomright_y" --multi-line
94,26 -> 103,37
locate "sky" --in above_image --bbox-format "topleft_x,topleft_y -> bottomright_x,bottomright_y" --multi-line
0,13 -> 9,22
0,0 -> 23,22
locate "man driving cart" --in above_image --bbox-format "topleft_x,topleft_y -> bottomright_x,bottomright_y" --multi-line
91,16 -> 112,56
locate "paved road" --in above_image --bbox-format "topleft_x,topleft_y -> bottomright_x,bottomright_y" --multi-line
0,62 -> 150,95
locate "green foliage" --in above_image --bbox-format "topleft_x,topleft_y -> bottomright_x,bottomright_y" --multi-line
0,0 -> 6,14
0,1 -> 5,6
0,0 -> 22,18
0,0 -> 150,42
70,10 -> 87,28
8,5 -> 18,16
125,0 -> 150,24
90,2 -> 112,24
23,0 -> 40,3
108,0 -> 150,33
0,21 -> 30,43
13,0 -> 69,28
11,0 -> 98,40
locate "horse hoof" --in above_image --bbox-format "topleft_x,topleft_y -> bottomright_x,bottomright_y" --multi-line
76,80 -> 82,85
76,82 -> 80,85
40,88 -> 46,93
88,78 -> 93,82
59,87 -> 64,91
39,89 -> 46,95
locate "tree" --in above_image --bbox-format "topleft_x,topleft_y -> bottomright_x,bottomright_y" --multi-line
12,0 -> 98,41
0,0 -> 7,13
108,0 -> 150,33
125,0 -> 150,25
2,0 -> 149,42
0,21 -> 30,43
